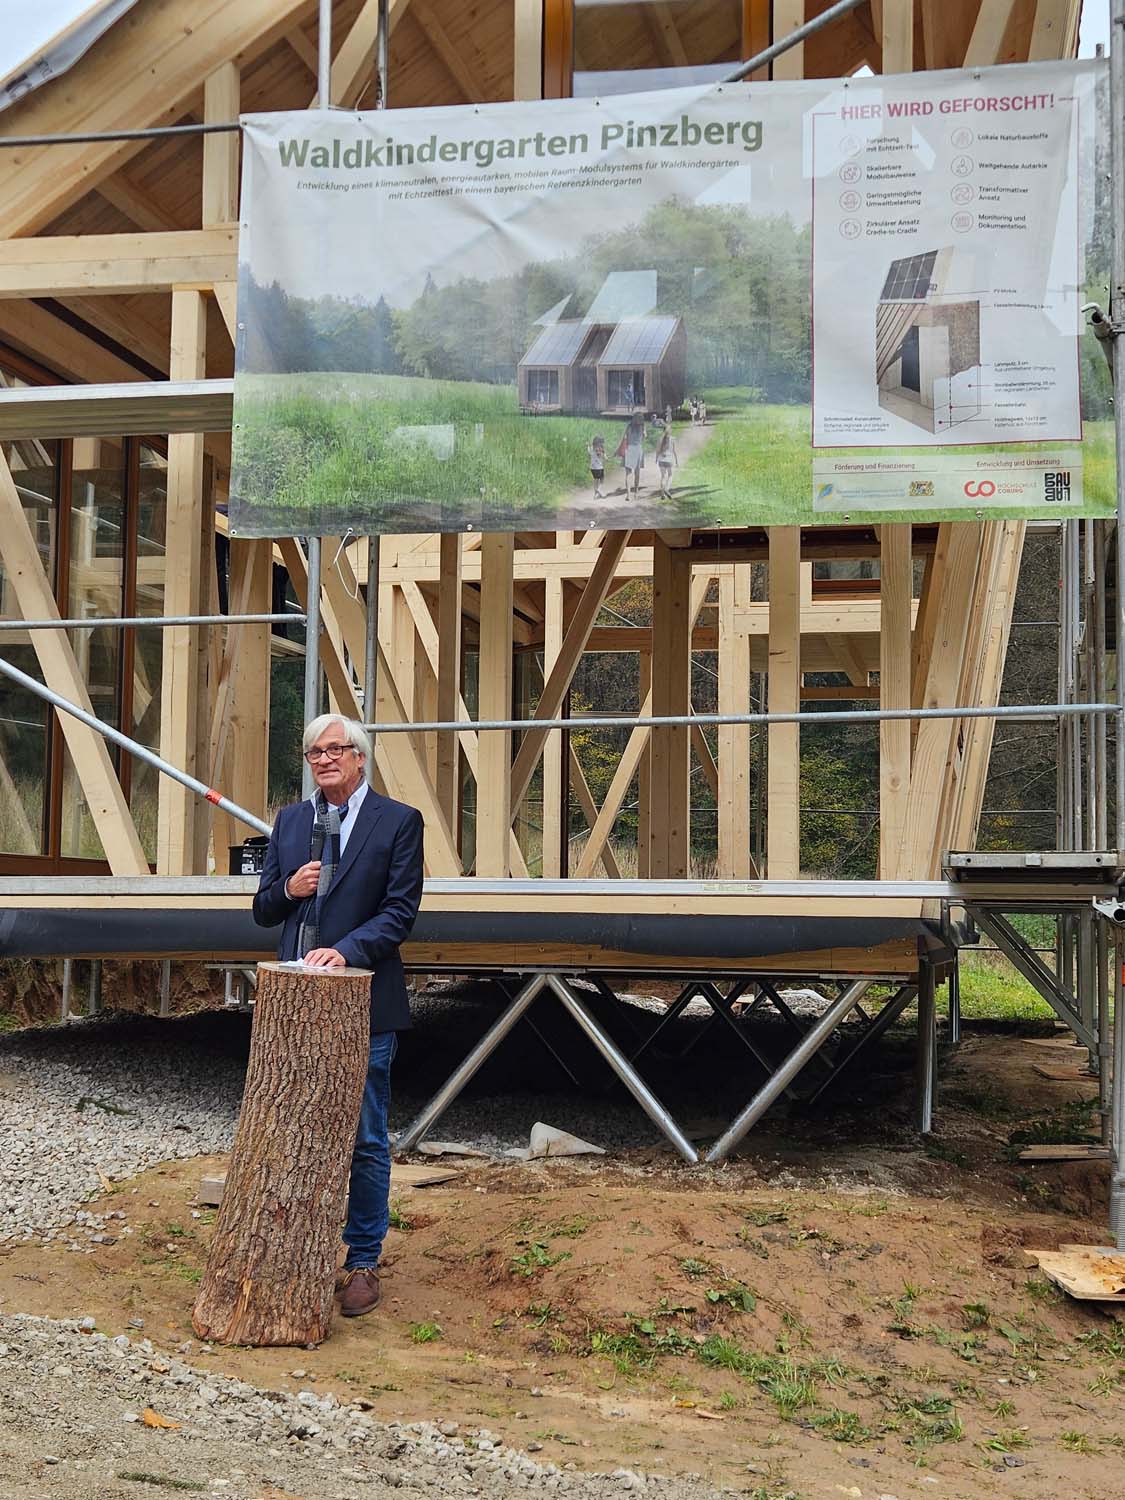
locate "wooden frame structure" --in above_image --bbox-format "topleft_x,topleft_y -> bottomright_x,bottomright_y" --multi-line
0,0 -> 1085,986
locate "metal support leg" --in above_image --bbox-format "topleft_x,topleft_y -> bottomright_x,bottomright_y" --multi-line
1078,906 -> 1097,1048
1112,930 -> 1125,1246
704,979 -> 873,1163
948,961 -> 961,1046
969,907 -> 1096,1049
1098,915 -> 1112,1146
545,975 -> 699,1163
916,964 -> 936,1135
397,974 -> 547,1152
60,959 -> 73,1024
805,983 -> 918,1106
159,959 -> 172,1018
88,959 -> 102,1018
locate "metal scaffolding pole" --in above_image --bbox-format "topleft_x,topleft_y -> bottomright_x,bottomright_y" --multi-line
360,701 -> 1117,737
1109,0 -> 1125,1245
915,964 -> 936,1134
1070,518 -> 1084,848
1098,915 -> 1112,1146
723,0 -> 865,81
1095,520 -> 1109,851
318,0 -> 333,106
1085,520 -> 1098,848
0,613 -> 301,631
302,536 -> 323,798
0,652 -> 272,836
1113,929 -> 1125,1245
363,0 -> 388,724
1113,0 -> 1125,854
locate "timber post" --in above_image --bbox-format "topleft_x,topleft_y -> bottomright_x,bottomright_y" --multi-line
192,961 -> 373,1347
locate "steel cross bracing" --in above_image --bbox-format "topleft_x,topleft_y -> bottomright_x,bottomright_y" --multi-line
395,970 -> 932,1165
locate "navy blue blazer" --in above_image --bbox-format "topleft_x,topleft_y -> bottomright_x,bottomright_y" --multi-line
252,789 -> 424,1033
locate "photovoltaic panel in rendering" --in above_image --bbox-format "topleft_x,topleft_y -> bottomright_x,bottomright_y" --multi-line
600,317 -> 678,365
880,251 -> 939,301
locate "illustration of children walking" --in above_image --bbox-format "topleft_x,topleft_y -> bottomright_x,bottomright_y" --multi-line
616,413 -> 646,499
588,434 -> 606,499
655,427 -> 678,498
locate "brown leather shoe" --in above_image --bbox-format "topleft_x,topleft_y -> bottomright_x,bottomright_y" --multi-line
339,1268 -> 381,1317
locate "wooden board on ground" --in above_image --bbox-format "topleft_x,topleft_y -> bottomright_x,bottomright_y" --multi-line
1023,1037 -> 1086,1050
1029,1244 -> 1125,1302
199,1160 -> 461,1205
1032,1064 -> 1095,1081
1017,1144 -> 1110,1162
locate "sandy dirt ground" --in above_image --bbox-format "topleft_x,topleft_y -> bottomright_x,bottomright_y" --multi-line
2,1025 -> 1123,1500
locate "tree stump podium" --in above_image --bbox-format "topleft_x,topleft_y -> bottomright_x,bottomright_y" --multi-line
192,961 -> 373,1347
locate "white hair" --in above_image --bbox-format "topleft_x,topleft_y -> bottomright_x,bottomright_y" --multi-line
302,713 -> 373,783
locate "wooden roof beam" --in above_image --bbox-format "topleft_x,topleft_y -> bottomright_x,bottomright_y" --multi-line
409,0 -> 483,103
0,229 -> 236,299
0,0 -> 315,238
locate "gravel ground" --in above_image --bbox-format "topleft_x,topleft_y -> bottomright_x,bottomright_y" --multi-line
0,1314 -> 732,1499
0,1007 -> 752,1499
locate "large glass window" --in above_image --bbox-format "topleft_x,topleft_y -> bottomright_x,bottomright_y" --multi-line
129,443 -> 168,861
0,346 -> 176,870
59,438 -> 126,858
0,414 -> 57,858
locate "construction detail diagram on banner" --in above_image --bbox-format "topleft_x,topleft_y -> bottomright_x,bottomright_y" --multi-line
875,250 -> 982,434
228,60 -> 1112,540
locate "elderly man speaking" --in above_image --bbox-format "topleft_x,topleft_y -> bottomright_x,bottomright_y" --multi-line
253,714 -> 424,1318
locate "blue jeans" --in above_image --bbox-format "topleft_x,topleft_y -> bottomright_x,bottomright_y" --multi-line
343,1030 -> 397,1270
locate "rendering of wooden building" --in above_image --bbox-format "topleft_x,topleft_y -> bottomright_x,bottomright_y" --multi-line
519,312 -> 686,415
876,249 -> 982,434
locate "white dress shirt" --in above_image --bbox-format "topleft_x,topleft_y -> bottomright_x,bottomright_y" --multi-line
285,779 -> 370,899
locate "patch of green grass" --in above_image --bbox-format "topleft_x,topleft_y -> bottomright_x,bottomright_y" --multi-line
526,1302 -> 559,1327
588,1327 -> 654,1373
810,1406 -> 869,1443
510,1241 -> 573,1278
744,1207 -> 790,1227
1077,1323 -> 1125,1360
0,1012 -> 20,1034
388,1201 -> 413,1231
409,1321 -> 442,1344
1024,1277 -> 1062,1304
1059,1429 -> 1100,1454
1088,1368 -> 1124,1396
1009,1097 -> 1101,1149
992,1399 -> 1017,1418
979,1426 -> 1031,1453
956,952 -> 1054,1022
717,1389 -> 740,1411
234,373 -> 583,529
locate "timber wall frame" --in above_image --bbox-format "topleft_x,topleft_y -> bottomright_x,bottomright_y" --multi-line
0,0 -> 1090,951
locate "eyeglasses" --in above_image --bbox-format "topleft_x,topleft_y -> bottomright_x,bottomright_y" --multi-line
304,742 -> 356,763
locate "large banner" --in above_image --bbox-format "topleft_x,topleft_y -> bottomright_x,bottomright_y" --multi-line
229,59 -> 1111,538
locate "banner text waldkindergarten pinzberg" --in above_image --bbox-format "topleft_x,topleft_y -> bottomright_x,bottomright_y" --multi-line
229,60 -> 1111,540
275,115 -> 767,175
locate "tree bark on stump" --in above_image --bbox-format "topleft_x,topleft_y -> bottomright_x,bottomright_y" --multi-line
192,961 -> 372,1347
